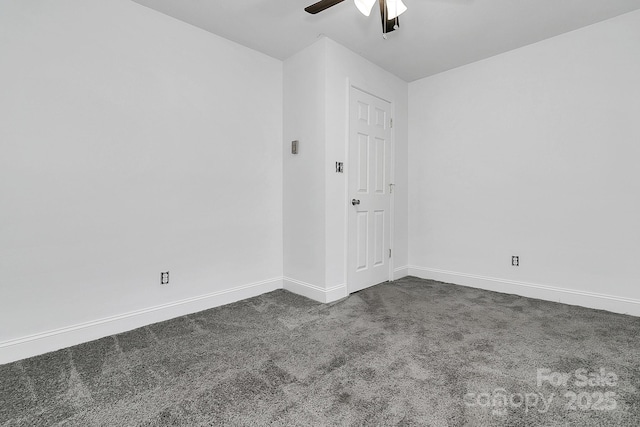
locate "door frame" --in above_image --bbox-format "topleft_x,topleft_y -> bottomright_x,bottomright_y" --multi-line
344,81 -> 396,295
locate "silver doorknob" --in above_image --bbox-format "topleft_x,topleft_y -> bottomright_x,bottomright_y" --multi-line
351,199 -> 360,206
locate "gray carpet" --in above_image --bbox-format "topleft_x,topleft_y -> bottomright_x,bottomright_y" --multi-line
1,276 -> 639,426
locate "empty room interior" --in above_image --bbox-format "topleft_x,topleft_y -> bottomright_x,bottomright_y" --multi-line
1,0 -> 639,425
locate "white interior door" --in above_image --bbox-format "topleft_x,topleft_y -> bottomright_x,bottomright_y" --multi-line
348,86 -> 392,294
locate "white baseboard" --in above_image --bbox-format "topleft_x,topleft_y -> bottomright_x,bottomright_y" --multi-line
393,265 -> 409,280
283,277 -> 347,303
408,266 -> 640,317
0,277 -> 283,365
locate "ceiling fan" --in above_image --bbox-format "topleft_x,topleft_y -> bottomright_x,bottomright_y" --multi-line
305,0 -> 408,37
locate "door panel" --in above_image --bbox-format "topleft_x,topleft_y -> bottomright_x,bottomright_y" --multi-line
374,210 -> 385,266
374,137 -> 386,193
348,87 -> 392,293
375,107 -> 386,128
356,211 -> 368,271
357,133 -> 369,192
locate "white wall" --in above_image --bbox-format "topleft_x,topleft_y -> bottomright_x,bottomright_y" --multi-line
324,39 -> 409,287
283,40 -> 327,291
0,0 -> 283,362
408,10 -> 640,315
283,38 -> 408,302
10,0 -> 633,364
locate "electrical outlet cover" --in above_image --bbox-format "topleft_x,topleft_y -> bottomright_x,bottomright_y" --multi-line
161,271 -> 169,284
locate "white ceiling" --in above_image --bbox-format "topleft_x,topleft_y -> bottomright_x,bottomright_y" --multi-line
131,0 -> 640,82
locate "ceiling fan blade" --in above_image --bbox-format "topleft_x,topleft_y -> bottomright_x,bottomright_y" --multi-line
379,0 -> 399,33
305,0 -> 346,14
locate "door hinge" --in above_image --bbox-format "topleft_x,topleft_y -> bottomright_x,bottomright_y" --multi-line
390,118 -> 393,128
389,249 -> 392,258
389,183 -> 395,193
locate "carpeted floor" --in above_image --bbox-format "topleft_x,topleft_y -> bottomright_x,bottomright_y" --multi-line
1,276 -> 639,426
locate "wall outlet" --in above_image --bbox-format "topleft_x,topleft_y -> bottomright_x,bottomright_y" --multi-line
512,256 -> 519,267
160,271 -> 169,285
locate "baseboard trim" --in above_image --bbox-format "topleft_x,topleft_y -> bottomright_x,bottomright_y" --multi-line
408,266 -> 640,317
283,277 -> 347,303
0,277 -> 283,365
393,265 -> 409,280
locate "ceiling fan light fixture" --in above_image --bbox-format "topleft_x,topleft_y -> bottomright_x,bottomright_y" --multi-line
386,0 -> 407,20
354,0 -> 376,16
